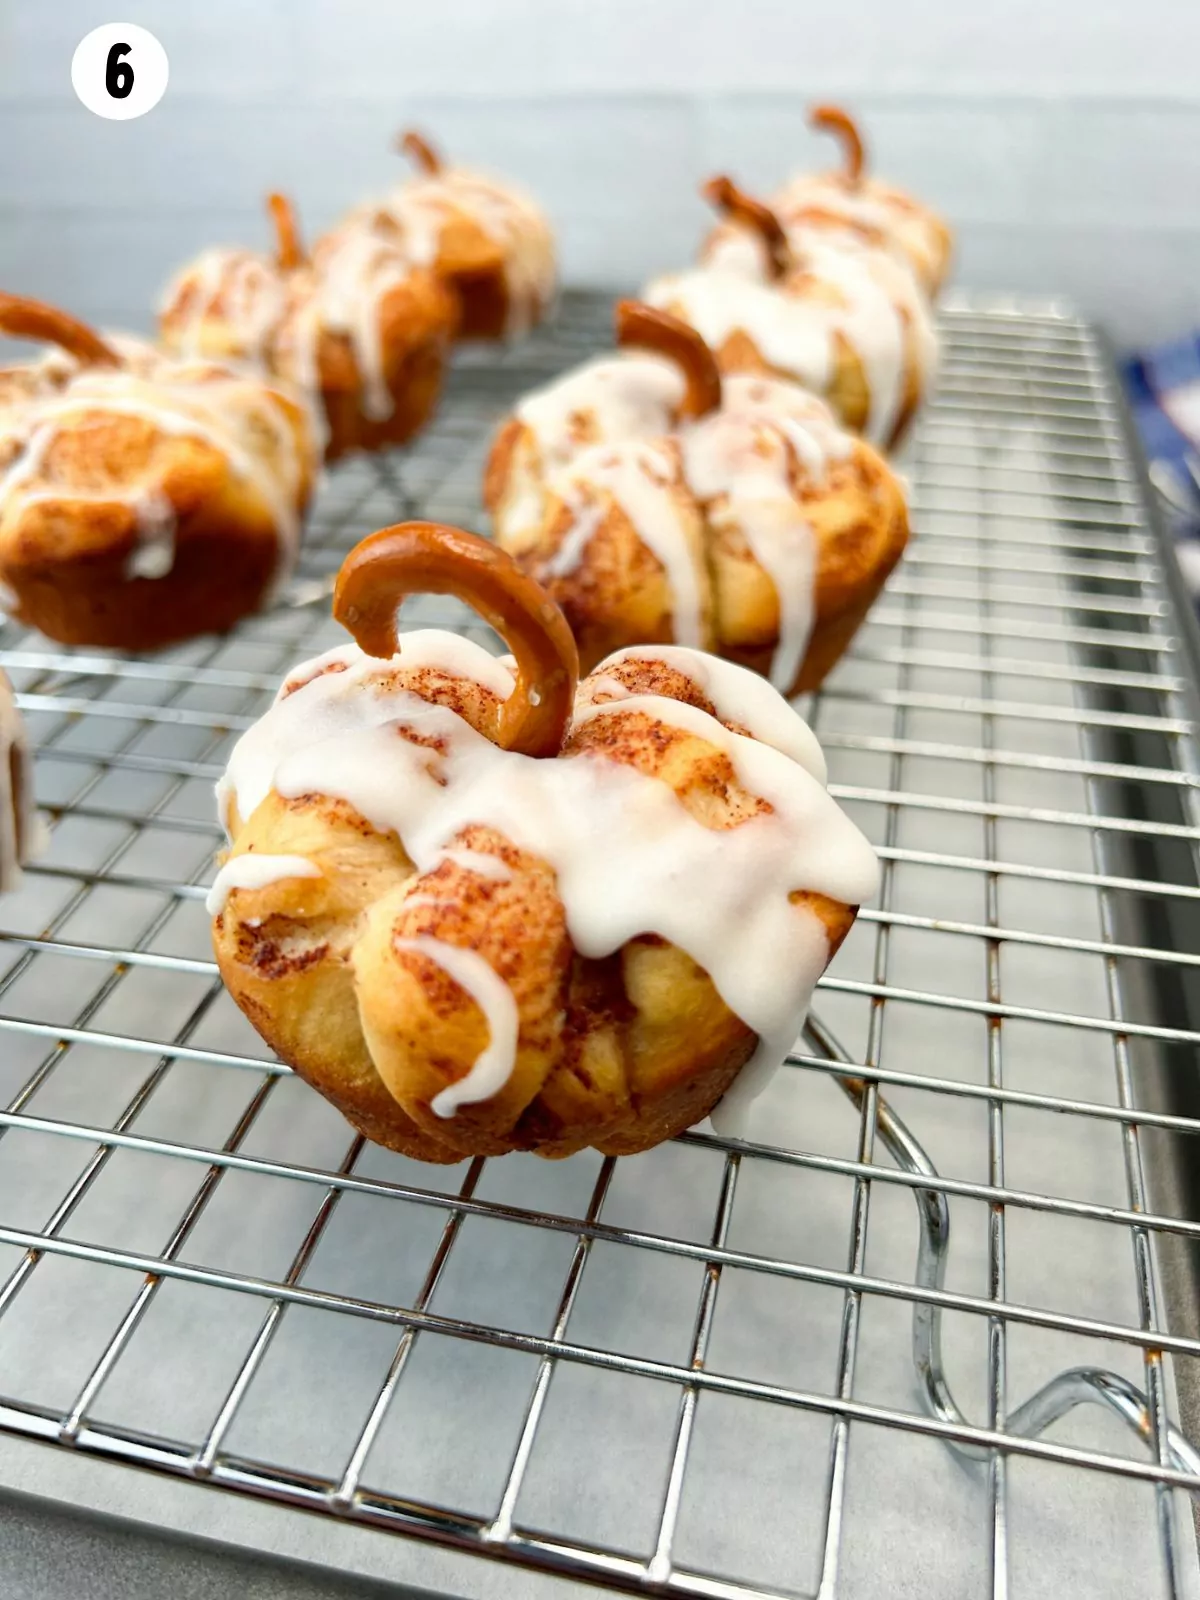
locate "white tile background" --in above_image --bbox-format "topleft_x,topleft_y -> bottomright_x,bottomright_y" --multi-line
1,0 -> 1199,346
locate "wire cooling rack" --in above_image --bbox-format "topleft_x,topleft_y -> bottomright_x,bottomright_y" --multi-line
1,292 -> 1199,1600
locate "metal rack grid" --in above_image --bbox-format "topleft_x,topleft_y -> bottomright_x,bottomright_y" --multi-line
1,291 -> 1199,1600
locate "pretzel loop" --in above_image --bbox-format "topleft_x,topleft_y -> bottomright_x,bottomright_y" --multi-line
702,176 -> 791,281
266,193 -> 307,271
333,521 -> 579,758
397,129 -> 443,176
615,300 -> 722,419
0,293 -> 120,369
808,104 -> 866,186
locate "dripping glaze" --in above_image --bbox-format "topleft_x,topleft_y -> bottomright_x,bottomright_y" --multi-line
513,354 -> 686,472
158,248 -> 289,364
645,241 -> 938,447
516,368 -> 862,694
0,358 -> 311,589
286,225 -> 425,422
376,167 -> 556,336
542,438 -> 709,650
215,633 -> 877,1135
680,374 -> 853,692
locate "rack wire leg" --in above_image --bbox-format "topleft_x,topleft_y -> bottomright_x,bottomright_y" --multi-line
804,1011 -> 1200,1482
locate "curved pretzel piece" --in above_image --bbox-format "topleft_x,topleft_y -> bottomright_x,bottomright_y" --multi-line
809,104 -> 866,186
702,176 -> 790,281
0,293 -> 121,369
397,129 -> 443,176
266,193 -> 307,271
333,521 -> 579,758
615,300 -> 722,419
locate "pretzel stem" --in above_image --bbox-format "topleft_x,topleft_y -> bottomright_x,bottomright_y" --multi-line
615,300 -> 721,419
266,193 -> 306,270
701,176 -> 790,281
808,104 -> 866,186
397,129 -> 443,176
333,521 -> 579,758
0,293 -> 120,368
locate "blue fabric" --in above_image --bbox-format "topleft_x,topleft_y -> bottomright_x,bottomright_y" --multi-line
1122,337 -> 1200,602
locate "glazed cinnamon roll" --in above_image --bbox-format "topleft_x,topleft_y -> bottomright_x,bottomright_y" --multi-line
0,293 -> 318,648
159,194 -> 457,461
652,178 -> 937,451
703,107 -> 951,299
345,129 -> 557,341
210,520 -> 878,1157
491,303 -> 909,695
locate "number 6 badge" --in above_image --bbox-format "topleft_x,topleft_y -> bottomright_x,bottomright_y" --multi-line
72,23 -> 169,121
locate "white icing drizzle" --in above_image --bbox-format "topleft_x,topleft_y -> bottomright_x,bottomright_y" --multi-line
379,628 -> 519,700
436,847 -> 513,882
162,223 -> 436,429
515,354 -> 686,471
702,227 -> 774,280
220,629 -> 517,833
10,476 -> 180,583
679,374 -> 852,692
206,852 -> 321,916
394,936 -> 520,1117
493,356 -> 686,550
0,671 -> 43,894
645,245 -> 938,447
645,266 -> 830,403
779,174 -> 911,231
586,644 -> 829,784
158,247 -> 288,364
544,440 -> 707,649
511,364 -> 869,695
733,499 -> 814,694
541,487 -> 606,579
0,354 -> 312,592
370,166 -> 556,336
773,174 -> 946,289
125,489 -> 177,579
295,225 -> 426,421
217,638 -> 878,1129
0,362 -> 70,442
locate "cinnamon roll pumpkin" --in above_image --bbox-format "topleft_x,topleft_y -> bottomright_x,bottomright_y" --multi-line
344,129 -> 557,341
652,176 -> 937,451
703,107 -> 951,299
0,293 -> 318,649
483,299 -> 720,551
210,521 -> 878,1158
780,105 -> 951,298
489,302 -> 909,694
157,193 -> 297,367
159,194 -> 457,461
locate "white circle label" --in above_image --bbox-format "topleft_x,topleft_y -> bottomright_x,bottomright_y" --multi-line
71,23 -> 169,121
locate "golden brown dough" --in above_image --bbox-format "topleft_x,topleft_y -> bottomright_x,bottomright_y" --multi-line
341,129 -> 558,342
211,522 -> 877,1159
489,304 -> 909,694
514,433 -> 714,672
702,105 -> 953,298
483,300 -> 720,542
157,203 -> 291,367
653,178 -> 937,452
159,194 -> 457,461
0,292 -> 318,650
